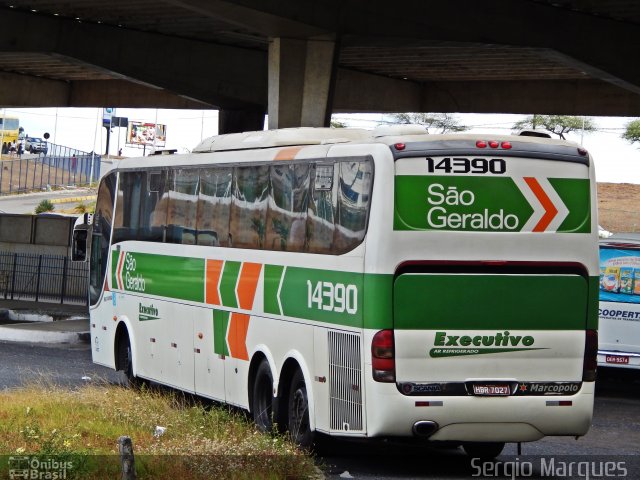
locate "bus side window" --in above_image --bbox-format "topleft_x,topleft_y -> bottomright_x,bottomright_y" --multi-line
266,163 -> 310,252
230,166 -> 269,249
113,172 -> 143,243
333,159 -> 373,253
166,169 -> 199,245
307,162 -> 338,254
139,170 -> 168,242
197,167 -> 232,247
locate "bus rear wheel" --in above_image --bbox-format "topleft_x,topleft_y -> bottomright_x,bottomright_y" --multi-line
462,442 -> 505,459
287,369 -> 314,448
252,360 -> 274,432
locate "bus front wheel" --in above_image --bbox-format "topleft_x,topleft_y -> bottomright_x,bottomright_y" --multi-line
115,329 -> 139,387
287,369 -> 314,448
252,360 -> 274,432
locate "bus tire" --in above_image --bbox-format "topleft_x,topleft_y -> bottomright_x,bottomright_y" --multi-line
252,360 -> 274,432
287,369 -> 314,448
462,442 -> 505,459
115,329 -> 139,387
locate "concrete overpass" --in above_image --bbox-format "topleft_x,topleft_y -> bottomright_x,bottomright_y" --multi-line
1,1 -> 640,132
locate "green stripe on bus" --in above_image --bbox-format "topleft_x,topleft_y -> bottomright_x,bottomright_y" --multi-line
213,309 -> 230,356
363,274 -> 394,330
394,176 -> 533,232
109,250 -> 597,332
394,176 -> 590,233
549,178 -> 591,233
394,274 -> 588,330
112,251 -> 205,302
264,264 -> 284,315
270,266 -> 364,328
220,261 -> 241,308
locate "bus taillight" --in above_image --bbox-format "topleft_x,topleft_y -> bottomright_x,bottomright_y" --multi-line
372,329 -> 395,383
583,329 -> 598,382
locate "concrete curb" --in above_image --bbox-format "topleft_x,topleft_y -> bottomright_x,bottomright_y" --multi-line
50,195 -> 96,205
0,324 -> 86,344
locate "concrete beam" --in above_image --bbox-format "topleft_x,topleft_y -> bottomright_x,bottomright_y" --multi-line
0,72 -> 69,106
225,0 -> 640,95
0,72 -> 212,108
0,8 -> 267,110
160,0 -> 327,38
333,69 -> 421,113
69,80 -> 210,108
333,69 -> 640,116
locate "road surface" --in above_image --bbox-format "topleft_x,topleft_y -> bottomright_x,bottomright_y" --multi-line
0,342 -> 638,479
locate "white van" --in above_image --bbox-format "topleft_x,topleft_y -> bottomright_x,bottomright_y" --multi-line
598,234 -> 640,369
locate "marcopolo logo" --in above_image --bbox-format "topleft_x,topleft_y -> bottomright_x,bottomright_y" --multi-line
430,331 -> 544,358
138,302 -> 160,321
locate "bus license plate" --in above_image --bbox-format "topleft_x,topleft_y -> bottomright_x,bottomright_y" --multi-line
606,355 -> 629,364
472,384 -> 511,396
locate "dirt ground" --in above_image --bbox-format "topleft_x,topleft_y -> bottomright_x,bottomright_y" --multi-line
598,182 -> 640,233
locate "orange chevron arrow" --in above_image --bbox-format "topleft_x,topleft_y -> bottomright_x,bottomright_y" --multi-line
237,262 -> 262,309
226,262 -> 261,361
205,259 -> 224,305
524,177 -> 558,232
227,313 -> 250,361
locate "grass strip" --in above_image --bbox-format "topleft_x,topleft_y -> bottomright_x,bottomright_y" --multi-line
0,381 -> 315,479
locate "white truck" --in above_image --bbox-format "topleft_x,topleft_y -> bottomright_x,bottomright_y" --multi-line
598,234 -> 640,370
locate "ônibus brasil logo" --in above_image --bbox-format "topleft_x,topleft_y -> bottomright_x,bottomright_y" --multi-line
429,331 -> 546,358
115,252 -> 146,292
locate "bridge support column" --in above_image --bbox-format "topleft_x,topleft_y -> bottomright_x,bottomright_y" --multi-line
218,109 -> 265,134
268,37 -> 336,129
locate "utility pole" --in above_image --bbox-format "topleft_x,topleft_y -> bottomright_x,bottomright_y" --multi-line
103,108 -> 114,156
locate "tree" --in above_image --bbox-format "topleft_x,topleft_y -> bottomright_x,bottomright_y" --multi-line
390,113 -> 468,134
513,115 -> 596,140
622,119 -> 640,145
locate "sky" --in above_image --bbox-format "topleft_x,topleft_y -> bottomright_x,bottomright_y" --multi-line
2,107 -> 639,184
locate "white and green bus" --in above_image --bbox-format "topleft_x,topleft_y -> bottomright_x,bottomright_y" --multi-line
74,126 -> 599,457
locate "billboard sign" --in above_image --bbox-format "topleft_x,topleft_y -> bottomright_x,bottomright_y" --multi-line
126,121 -> 167,147
103,107 -> 114,127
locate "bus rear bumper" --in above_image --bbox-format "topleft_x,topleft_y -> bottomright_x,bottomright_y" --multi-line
364,382 -> 594,442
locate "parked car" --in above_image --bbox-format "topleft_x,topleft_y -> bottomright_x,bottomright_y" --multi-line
25,137 -> 48,154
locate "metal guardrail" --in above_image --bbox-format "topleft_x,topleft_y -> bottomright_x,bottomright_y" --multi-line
0,251 -> 88,305
0,154 -> 101,195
